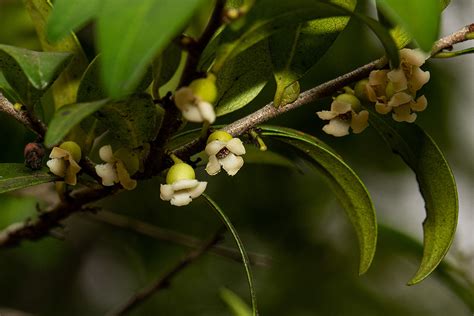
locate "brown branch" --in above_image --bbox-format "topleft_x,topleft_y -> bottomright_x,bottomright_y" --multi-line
109,229 -> 224,316
82,209 -> 272,267
0,92 -> 47,138
431,23 -> 474,56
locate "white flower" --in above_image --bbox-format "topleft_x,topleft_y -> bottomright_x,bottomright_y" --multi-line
95,145 -> 137,190
174,86 -> 216,123
205,131 -> 246,176
317,94 -> 369,137
160,162 -> 207,206
46,142 -> 82,185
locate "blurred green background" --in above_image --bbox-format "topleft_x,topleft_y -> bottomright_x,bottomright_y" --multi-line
0,0 -> 472,315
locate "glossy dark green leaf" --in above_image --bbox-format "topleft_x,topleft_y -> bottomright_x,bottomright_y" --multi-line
220,288 -> 252,316
376,0 -> 441,52
0,44 -> 72,107
269,0 -> 355,106
98,0 -> 206,98
0,164 -> 57,194
24,0 -> 89,108
152,42 -> 182,99
212,0 -> 399,71
95,94 -> 158,148
261,126 -> 377,274
45,99 -> 109,147
203,194 -> 258,316
47,0 -> 99,42
215,40 -> 272,116
0,71 -> 21,103
368,112 -> 458,284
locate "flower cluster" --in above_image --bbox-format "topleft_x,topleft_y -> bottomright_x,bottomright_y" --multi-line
174,74 -> 217,124
95,145 -> 138,190
317,93 -> 369,137
361,48 -> 430,122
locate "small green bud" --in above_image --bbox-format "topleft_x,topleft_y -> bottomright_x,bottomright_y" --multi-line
354,79 -> 370,100
114,148 -> 140,175
166,163 -> 195,184
59,141 -> 81,161
207,130 -> 233,144
385,81 -> 395,99
190,74 -> 218,103
335,93 -> 361,111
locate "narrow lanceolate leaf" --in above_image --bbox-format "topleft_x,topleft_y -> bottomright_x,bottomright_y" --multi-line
46,0 -> 99,42
215,41 -> 272,116
269,0 -> 356,106
45,99 -> 109,147
152,42 -> 182,99
98,0 -> 206,98
376,0 -> 441,52
261,126 -> 377,274
24,0 -> 89,107
203,194 -> 258,316
220,288 -> 252,316
212,0 -> 399,72
368,112 -> 458,285
0,44 -> 72,108
0,164 -> 57,194
96,94 -> 158,148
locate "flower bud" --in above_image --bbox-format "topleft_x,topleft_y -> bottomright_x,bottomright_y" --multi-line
354,79 -> 370,101
59,141 -> 82,162
166,162 -> 195,184
335,93 -> 361,112
190,74 -> 218,103
207,130 -> 233,144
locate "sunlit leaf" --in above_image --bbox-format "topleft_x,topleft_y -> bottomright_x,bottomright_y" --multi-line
269,0 -> 356,106
46,0 -> 99,42
45,99 -> 109,147
215,40 -> 272,116
368,112 -> 458,284
0,44 -> 72,108
203,194 -> 258,316
98,0 -> 206,98
261,126 -> 377,274
376,0 -> 441,52
24,0 -> 89,108
0,164 -> 57,194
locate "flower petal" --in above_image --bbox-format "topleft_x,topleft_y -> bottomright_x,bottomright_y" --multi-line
226,138 -> 246,155
330,100 -> 351,114
95,163 -> 118,186
388,92 -> 412,107
410,67 -> 430,91
171,179 -> 199,191
205,140 -> 226,156
392,104 -> 417,123
206,155 -> 222,175
220,153 -> 244,176
49,147 -> 69,159
197,101 -> 216,124
411,95 -> 428,112
99,145 -> 115,163
65,161 -> 81,186
171,192 -> 193,206
375,101 -> 392,114
174,87 -> 195,109
368,69 -> 388,86
365,85 -> 378,102
401,48 -> 426,67
116,160 -> 137,190
322,118 -> 350,137
160,184 -> 174,200
387,69 -> 408,92
317,110 -> 338,120
351,110 -> 369,134
181,103 -> 203,122
47,158 -> 66,177
188,181 -> 207,198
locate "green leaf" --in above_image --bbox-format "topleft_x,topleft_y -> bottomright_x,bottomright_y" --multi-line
202,194 -> 258,316
0,164 -> 57,194
367,112 -> 458,285
215,40 -> 272,116
269,0 -> 355,106
152,42 -> 182,99
46,0 -> 99,42
212,0 -> 399,71
376,0 -> 441,52
95,94 -> 158,148
24,0 -> 89,107
220,288 -> 252,316
0,70 -> 22,103
261,126 -> 377,274
45,99 -> 109,147
98,0 -> 206,98
0,44 -> 72,107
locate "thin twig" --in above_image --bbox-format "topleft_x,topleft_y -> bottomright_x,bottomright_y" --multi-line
0,92 -> 47,138
431,23 -> 474,56
82,209 -> 272,267
109,229 -> 224,315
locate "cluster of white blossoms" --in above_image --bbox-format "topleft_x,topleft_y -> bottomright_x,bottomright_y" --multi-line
94,145 -> 138,190
173,74 -> 217,124
317,48 -> 431,137
360,48 -> 430,123
46,141 -> 82,185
